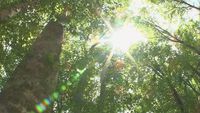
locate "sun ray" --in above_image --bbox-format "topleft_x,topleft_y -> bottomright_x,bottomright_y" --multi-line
109,24 -> 147,52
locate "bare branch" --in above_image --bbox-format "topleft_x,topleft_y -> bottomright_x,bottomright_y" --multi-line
146,21 -> 200,56
174,0 -> 200,11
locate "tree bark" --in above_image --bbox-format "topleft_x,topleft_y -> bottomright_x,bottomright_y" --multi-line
0,20 -> 63,113
98,51 -> 113,113
169,84 -> 185,113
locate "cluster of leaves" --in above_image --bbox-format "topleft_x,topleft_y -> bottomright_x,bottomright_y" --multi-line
0,0 -> 200,113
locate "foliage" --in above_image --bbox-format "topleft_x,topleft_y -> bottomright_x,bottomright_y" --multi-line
0,0 -> 200,113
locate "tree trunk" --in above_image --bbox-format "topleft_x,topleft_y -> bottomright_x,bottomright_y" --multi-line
98,51 -> 113,113
169,84 -> 185,113
149,64 -> 186,112
0,20 -> 63,113
72,71 -> 88,113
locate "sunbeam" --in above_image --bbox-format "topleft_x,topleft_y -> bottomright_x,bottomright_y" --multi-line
109,24 -> 147,52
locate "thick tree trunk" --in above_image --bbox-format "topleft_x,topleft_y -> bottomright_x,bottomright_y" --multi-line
0,0 -> 40,22
0,20 -> 63,113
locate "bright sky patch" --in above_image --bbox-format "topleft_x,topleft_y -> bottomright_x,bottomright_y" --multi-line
109,24 -> 147,52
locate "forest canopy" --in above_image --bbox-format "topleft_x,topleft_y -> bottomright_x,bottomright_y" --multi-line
0,0 -> 200,113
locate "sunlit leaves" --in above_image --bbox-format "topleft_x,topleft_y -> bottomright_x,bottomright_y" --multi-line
0,0 -> 200,113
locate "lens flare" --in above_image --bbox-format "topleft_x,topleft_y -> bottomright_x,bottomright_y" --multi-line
35,68 -> 86,113
109,24 -> 146,52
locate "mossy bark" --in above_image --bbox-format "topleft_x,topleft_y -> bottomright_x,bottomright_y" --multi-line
0,20 -> 63,113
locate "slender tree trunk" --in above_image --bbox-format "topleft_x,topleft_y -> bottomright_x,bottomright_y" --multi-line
194,102 -> 200,113
0,20 -> 63,113
149,64 -> 186,113
169,84 -> 185,113
72,73 -> 87,113
98,78 -> 106,113
0,0 -> 40,22
98,51 -> 113,113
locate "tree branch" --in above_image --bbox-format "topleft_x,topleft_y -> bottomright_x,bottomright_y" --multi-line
148,63 -> 185,113
0,0 -> 40,22
146,21 -> 200,56
183,79 -> 200,95
174,0 -> 200,11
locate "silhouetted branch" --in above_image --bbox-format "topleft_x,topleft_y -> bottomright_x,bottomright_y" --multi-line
174,0 -> 200,11
146,21 -> 200,56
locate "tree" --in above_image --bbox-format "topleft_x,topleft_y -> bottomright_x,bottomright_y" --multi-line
0,0 -> 40,22
0,20 -> 63,113
0,0 -> 129,113
0,0 -> 199,113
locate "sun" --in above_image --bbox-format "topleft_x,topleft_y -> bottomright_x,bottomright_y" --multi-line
109,24 -> 147,52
